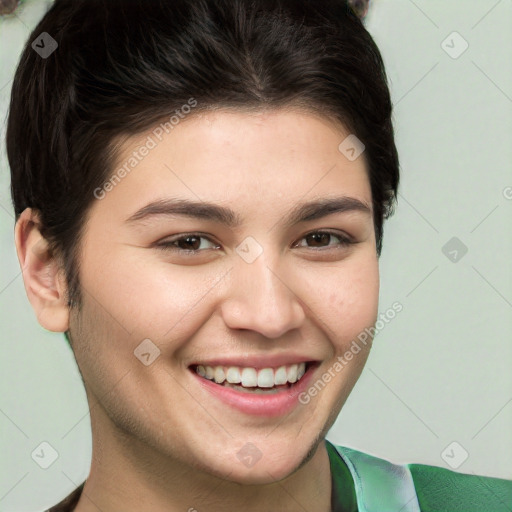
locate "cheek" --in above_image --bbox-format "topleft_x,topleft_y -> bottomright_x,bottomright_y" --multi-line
319,255 -> 379,346
81,247 -> 218,340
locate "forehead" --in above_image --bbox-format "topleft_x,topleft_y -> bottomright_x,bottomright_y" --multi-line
95,108 -> 371,222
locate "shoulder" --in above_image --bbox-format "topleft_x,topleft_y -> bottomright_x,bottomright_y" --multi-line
328,441 -> 512,512
408,461 -> 512,512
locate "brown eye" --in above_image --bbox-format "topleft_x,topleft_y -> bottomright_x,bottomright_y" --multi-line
175,235 -> 201,251
156,233 -> 219,253
154,230 -> 354,256
295,231 -> 353,249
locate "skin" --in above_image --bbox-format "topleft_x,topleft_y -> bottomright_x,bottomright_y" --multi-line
15,109 -> 379,512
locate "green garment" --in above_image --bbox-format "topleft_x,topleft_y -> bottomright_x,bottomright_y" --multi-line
326,439 -> 512,511
46,440 -> 512,511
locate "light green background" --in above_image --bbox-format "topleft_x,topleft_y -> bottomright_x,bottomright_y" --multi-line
1,0 -> 511,510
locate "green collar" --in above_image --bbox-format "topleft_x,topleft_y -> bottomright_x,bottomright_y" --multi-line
326,440 -> 421,512
326,439 -> 358,512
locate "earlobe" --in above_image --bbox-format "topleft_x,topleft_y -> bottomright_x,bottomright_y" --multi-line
14,208 -> 70,332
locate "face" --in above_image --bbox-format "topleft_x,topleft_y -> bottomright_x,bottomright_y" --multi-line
69,109 -> 379,483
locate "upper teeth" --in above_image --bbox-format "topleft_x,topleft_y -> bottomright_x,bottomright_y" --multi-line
196,363 -> 307,388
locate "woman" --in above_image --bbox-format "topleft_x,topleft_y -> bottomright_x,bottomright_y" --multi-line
7,0 -> 511,510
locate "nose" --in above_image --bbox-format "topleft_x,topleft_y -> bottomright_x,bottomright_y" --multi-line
220,250 -> 306,339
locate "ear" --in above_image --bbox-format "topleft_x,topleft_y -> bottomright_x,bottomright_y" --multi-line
14,208 -> 70,332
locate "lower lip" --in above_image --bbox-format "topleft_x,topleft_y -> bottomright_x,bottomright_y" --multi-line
190,364 -> 318,418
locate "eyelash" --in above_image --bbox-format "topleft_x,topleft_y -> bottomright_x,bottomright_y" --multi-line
155,230 -> 355,254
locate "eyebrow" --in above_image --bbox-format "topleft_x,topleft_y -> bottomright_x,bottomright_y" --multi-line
124,196 -> 372,229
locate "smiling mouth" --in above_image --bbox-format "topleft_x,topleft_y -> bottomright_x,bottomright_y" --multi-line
189,361 -> 317,394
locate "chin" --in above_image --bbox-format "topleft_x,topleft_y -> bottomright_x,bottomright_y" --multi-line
193,444 -> 309,486
237,440 -> 317,484
224,458 -> 302,485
